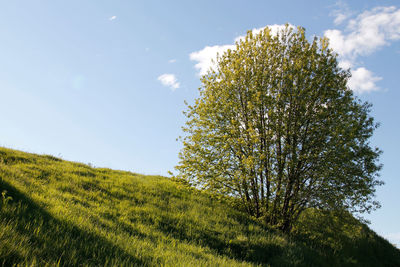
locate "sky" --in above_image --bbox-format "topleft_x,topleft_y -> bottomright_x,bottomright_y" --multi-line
0,0 -> 399,247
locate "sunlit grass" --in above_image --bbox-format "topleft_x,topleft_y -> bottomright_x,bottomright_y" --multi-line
1,147 -> 399,266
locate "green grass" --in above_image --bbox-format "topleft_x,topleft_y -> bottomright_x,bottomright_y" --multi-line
0,147 -> 399,266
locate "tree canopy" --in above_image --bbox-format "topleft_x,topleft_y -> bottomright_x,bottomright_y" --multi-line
175,25 -> 382,232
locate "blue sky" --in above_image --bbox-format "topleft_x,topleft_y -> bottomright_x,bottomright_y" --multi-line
0,0 -> 399,246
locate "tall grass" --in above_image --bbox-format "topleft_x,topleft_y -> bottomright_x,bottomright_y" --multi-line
0,147 -> 399,266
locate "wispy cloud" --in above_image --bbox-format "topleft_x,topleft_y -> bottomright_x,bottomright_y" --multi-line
168,59 -> 177,63
157,74 -> 180,91
109,15 -> 117,21
189,24 -> 292,76
330,1 -> 353,25
325,6 -> 400,93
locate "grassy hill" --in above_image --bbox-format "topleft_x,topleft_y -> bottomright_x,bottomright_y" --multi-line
0,147 -> 399,266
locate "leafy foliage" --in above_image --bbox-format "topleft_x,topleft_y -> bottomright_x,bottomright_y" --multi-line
176,25 -> 382,232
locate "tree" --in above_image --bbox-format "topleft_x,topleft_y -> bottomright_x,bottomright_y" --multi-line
175,25 -> 382,233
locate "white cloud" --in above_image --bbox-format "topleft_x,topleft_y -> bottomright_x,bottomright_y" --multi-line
325,6 -> 400,59
338,59 -> 353,69
234,24 -> 294,43
331,1 -> 353,25
190,6 -> 400,93
325,6 -> 400,93
334,13 -> 349,25
168,59 -> 177,63
109,15 -> 117,21
189,44 -> 234,76
347,67 -> 382,93
157,74 -> 180,91
189,24 -> 292,76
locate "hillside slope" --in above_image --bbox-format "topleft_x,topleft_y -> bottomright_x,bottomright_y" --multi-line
0,147 -> 399,266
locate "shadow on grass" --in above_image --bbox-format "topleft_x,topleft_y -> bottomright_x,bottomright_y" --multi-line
292,210 -> 400,267
155,210 -> 284,265
155,203 -> 400,267
0,180 -> 147,267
